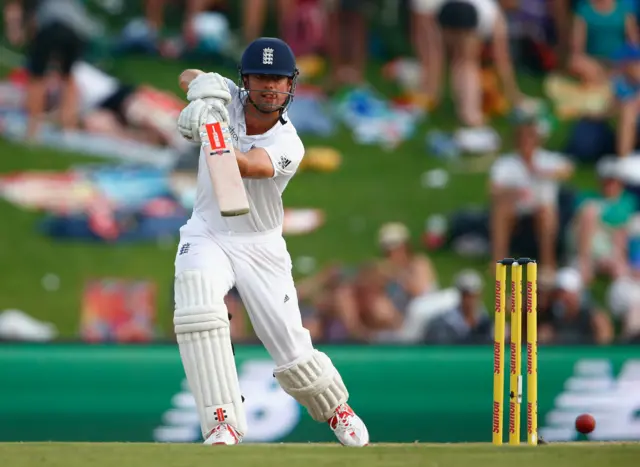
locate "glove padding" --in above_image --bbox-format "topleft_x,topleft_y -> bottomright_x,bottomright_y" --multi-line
177,98 -> 230,143
187,73 -> 232,105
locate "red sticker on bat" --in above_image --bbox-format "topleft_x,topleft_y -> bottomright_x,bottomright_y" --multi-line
205,122 -> 227,151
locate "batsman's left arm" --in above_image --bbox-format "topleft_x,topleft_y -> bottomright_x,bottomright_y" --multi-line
234,148 -> 275,179
237,136 -> 304,179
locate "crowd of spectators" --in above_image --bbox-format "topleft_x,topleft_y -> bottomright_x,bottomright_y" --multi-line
5,0 -> 640,346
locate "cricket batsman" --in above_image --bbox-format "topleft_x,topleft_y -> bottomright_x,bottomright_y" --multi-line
173,37 -> 369,446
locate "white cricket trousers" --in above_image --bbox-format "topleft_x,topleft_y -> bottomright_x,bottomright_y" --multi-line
174,225 -> 314,367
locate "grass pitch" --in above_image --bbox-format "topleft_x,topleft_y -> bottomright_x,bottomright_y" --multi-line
0,442 -> 638,467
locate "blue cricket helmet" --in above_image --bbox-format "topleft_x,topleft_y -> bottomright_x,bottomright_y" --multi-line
239,37 -> 298,77
238,37 -> 299,115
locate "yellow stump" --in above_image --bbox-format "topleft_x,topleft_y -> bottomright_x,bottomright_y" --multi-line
493,262 -> 507,445
526,262 -> 538,445
508,263 -> 522,445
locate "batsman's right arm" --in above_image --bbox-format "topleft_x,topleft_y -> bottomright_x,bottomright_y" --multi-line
179,69 -> 205,92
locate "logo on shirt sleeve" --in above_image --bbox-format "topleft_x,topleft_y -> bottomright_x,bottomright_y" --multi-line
279,155 -> 292,170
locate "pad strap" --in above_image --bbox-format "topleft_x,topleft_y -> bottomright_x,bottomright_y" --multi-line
274,350 -> 349,422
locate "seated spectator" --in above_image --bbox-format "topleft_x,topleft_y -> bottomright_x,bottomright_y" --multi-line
538,267 -> 614,344
569,0 -> 639,85
564,43 -> 640,162
568,159 -> 636,283
350,263 -> 405,337
433,0 -> 521,127
607,249 -> 640,342
423,269 -> 492,344
303,263 -> 404,343
296,264 -> 353,342
3,0 -> 101,140
490,117 -> 574,276
43,61 -> 188,150
377,222 -> 438,312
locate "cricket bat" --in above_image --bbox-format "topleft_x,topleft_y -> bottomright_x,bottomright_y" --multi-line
200,118 -> 250,217
178,72 -> 249,217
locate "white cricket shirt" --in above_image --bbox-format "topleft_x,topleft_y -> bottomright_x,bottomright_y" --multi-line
187,78 -> 305,235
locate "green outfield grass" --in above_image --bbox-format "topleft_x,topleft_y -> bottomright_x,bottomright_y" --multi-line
0,57 -> 603,337
0,442 -> 638,467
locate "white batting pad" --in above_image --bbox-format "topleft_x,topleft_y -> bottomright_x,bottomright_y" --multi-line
274,350 -> 349,422
174,270 -> 247,437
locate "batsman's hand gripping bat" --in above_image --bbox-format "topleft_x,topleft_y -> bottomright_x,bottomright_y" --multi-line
179,71 -> 249,217
199,118 -> 250,217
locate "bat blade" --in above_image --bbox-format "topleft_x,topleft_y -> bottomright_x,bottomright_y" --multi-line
201,121 -> 250,217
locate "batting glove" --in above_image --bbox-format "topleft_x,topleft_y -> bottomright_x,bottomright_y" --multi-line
187,72 -> 232,105
177,98 -> 230,143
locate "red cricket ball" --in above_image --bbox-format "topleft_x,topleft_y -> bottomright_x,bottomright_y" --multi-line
575,414 -> 596,434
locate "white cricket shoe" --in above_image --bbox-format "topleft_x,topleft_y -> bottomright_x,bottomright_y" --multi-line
328,403 -> 369,447
203,423 -> 242,445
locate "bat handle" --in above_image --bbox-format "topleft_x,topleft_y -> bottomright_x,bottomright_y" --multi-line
200,113 -> 222,143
